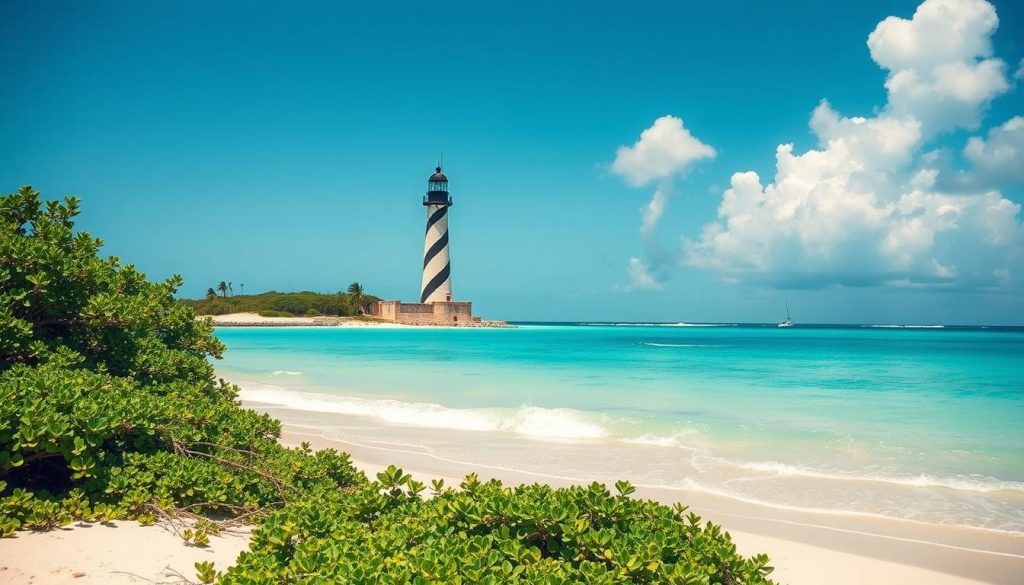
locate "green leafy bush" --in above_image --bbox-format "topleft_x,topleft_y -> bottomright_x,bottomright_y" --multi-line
0,187 -> 364,535
0,187 -> 774,583
182,290 -> 379,317
220,468 -> 774,584
256,310 -> 292,318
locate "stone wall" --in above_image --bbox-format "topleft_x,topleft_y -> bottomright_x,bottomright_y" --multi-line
370,300 -> 480,326
396,303 -> 434,314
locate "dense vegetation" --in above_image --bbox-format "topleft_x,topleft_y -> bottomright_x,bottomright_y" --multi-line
220,471 -> 774,584
181,289 -> 379,317
0,186 -> 364,535
0,186 -> 774,584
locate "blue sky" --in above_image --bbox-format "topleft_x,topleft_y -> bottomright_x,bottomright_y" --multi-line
2,0 -> 1022,324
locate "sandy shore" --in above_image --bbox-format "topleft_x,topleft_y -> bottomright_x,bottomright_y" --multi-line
202,312 -> 511,328
4,408 -> 1020,584
0,521 -> 251,584
202,312 -> 410,327
268,413 -> 1024,585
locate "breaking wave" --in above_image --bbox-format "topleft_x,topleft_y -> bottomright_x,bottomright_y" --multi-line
239,385 -> 609,440
701,457 -> 1024,494
239,386 -> 1023,497
623,431 -> 700,448
612,322 -> 736,328
864,324 -> 945,329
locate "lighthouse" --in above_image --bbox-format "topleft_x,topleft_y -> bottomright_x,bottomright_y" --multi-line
420,165 -> 453,303
368,164 -> 491,326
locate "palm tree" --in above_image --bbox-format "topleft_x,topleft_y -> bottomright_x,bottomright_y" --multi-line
228,282 -> 233,296
217,281 -> 228,298
205,288 -> 217,301
347,282 -> 364,314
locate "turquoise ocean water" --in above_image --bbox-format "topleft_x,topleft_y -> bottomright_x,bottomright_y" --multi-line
214,323 -> 1024,533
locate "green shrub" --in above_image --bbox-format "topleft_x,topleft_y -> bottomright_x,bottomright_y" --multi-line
182,290 -> 378,317
256,310 -> 291,318
220,468 -> 774,584
0,187 -> 364,535
1,187 -> 774,583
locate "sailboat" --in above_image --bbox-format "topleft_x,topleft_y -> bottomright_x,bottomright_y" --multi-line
777,301 -> 793,328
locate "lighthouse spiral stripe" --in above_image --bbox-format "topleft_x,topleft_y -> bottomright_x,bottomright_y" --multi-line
420,204 -> 452,303
425,205 -> 447,231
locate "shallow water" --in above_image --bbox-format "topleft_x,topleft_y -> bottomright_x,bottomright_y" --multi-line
214,323 -> 1024,533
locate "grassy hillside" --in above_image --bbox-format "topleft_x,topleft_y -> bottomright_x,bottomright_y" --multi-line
181,290 -> 381,317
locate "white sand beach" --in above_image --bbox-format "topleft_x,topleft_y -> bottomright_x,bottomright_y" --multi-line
4,399 -> 1020,585
202,312 -> 510,328
342,451 -> 1010,585
2,422 -> 1019,585
0,521 -> 251,585
253,401 -> 1021,585
337,454 -> 999,585
301,428 -> 1023,585
202,312 -> 410,327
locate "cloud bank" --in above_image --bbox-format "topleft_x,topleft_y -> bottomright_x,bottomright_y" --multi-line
682,0 -> 1023,291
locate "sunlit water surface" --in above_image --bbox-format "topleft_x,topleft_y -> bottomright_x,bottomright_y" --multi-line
214,323 -> 1024,533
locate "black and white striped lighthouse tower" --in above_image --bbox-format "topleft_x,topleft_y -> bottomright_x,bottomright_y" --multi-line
420,165 -> 453,303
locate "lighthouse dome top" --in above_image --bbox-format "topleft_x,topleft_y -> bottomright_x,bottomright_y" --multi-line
428,166 -> 448,182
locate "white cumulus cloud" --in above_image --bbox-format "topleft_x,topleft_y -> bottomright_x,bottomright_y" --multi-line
641,185 -> 672,237
868,0 -> 1009,136
683,0 -> 1023,290
611,115 -> 715,289
611,116 -> 715,187
624,257 -> 663,291
964,116 -> 1024,184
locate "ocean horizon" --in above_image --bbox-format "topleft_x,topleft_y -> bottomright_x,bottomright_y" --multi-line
514,322 -> 1024,331
214,323 -> 1024,534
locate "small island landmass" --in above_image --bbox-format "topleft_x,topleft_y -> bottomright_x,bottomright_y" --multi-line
183,168 -> 511,329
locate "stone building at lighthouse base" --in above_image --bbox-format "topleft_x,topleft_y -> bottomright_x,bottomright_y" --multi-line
368,300 -> 479,326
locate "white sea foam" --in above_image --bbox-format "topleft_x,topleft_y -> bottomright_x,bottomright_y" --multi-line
243,384 -> 1022,495
668,478 -> 1024,539
864,324 -> 945,329
509,406 -> 609,439
642,342 -> 724,348
714,458 -> 1024,494
623,430 -> 699,448
608,322 -> 736,327
272,370 -> 303,376
238,385 -> 609,440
